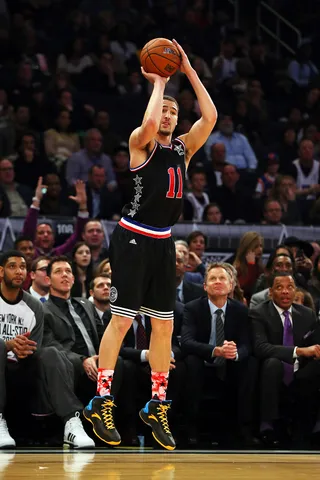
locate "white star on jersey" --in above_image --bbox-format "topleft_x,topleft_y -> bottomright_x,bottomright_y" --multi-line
174,144 -> 184,156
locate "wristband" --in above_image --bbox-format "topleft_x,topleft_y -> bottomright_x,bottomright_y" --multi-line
32,197 -> 40,203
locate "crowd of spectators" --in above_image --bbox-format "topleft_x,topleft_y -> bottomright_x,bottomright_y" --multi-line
2,0 -> 320,452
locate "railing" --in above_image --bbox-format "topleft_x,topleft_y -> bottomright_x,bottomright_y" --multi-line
257,1 -> 301,57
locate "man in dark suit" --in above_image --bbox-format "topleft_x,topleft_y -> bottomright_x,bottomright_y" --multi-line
176,250 -> 204,304
250,271 -> 320,447
85,165 -> 122,220
109,311 -> 185,446
43,256 -> 123,405
181,263 -> 258,446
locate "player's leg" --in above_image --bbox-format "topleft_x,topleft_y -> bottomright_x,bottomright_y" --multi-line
139,237 -> 176,450
83,224 -> 145,445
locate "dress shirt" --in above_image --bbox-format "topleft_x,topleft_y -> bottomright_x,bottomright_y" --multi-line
95,306 -> 104,320
205,131 -> 258,169
272,302 -> 299,371
176,281 -> 184,303
208,299 -> 238,361
50,295 -> 95,357
29,286 -> 49,302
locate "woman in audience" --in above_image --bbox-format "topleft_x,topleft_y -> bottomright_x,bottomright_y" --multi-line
71,242 -> 93,298
96,258 -> 112,276
233,231 -> 264,302
44,108 -> 80,174
202,203 -> 223,224
222,262 -> 247,305
186,230 -> 207,274
294,287 -> 316,312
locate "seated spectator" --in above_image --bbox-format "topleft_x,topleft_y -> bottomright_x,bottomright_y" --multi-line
55,89 -> 94,131
71,242 -> 93,299
66,128 -> 117,189
212,37 -> 237,85
118,68 -> 144,96
23,177 -> 88,258
29,256 -> 50,302
94,109 -> 121,156
287,39 -> 318,89
57,37 -> 93,76
186,230 -> 208,277
250,272 -> 320,448
89,273 -> 111,324
9,60 -> 36,108
277,128 -> 298,173
0,250 -> 94,449
110,22 -> 137,72
234,231 -> 264,302
0,158 -> 32,216
261,199 -> 283,225
95,258 -> 112,276
178,90 -> 199,124
14,132 -> 56,190
181,263 -> 258,446
250,254 -> 294,308
175,250 -> 204,304
14,235 -> 35,290
85,165 -> 122,220
184,170 -> 210,221
40,174 -> 73,216
43,256 -> 123,406
287,139 -> 320,201
222,262 -> 246,305
44,108 -> 80,174
283,236 -> 314,284
204,115 -> 258,170
202,202 -> 223,224
175,240 -> 203,284
269,175 -> 302,225
81,220 -> 109,269
255,153 -> 280,198
29,84 -> 51,132
204,142 -> 226,195
13,105 -> 32,142
79,51 -> 117,94
113,143 -> 133,206
294,287 -> 316,312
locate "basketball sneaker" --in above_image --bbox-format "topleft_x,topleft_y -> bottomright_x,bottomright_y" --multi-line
63,412 -> 95,449
83,395 -> 121,446
139,399 -> 176,451
0,414 -> 15,448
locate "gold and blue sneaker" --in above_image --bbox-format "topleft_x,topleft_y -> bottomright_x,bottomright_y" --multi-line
139,399 -> 176,451
83,395 -> 121,445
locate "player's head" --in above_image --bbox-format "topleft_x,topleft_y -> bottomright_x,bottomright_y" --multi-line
0,250 -> 27,289
158,95 -> 179,137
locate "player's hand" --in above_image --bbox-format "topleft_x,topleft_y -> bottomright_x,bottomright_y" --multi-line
34,176 -> 47,203
172,39 -> 192,75
11,332 -> 37,358
69,180 -> 87,210
140,67 -> 169,85
83,355 -> 99,381
169,357 -> 176,370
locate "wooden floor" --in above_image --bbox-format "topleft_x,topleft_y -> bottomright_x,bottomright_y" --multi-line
1,451 -> 320,479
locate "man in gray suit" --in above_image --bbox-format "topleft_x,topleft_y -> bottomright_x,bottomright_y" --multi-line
43,256 -> 123,403
250,254 -> 293,308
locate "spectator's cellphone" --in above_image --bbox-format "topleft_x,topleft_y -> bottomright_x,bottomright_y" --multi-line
41,187 -> 47,195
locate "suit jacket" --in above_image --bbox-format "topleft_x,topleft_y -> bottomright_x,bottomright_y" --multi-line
85,183 -> 122,220
43,296 -> 100,374
182,279 -> 205,304
250,288 -> 269,308
250,300 -> 318,365
181,296 -> 250,362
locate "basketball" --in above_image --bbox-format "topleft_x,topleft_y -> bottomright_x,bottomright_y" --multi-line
140,38 -> 181,77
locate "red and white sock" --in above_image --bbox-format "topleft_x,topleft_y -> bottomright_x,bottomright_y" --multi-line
151,371 -> 169,401
97,368 -> 114,396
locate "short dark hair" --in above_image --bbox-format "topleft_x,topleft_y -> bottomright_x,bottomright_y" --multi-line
88,165 -> 105,175
90,272 -> 111,290
163,95 -> 179,111
189,169 -> 206,180
30,256 -> 49,272
269,271 -> 295,288
186,230 -> 208,247
47,255 -> 72,277
0,250 -> 26,267
14,235 -> 33,249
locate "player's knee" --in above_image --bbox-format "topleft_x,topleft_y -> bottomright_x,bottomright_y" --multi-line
151,319 -> 173,336
111,315 -> 133,336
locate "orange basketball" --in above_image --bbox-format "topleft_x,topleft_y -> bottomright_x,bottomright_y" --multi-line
140,38 -> 181,77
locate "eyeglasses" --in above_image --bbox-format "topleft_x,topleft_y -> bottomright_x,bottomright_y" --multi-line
36,267 -> 48,272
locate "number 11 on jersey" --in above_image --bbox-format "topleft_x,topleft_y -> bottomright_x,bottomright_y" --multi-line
166,166 -> 183,199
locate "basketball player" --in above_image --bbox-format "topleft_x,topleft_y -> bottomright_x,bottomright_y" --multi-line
84,39 -> 217,450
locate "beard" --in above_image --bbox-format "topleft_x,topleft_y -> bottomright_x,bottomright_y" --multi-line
3,275 -> 24,289
96,296 -> 110,305
158,127 -> 171,137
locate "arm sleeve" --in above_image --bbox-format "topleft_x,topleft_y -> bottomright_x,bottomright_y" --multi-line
53,213 -> 88,256
22,206 -> 39,240
103,155 -> 117,187
242,136 -> 258,169
181,303 -> 215,361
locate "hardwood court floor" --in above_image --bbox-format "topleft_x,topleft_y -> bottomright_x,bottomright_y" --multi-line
1,451 -> 320,479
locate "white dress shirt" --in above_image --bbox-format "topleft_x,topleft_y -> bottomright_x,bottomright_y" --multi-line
29,287 -> 49,302
208,299 -> 239,361
272,302 -> 299,371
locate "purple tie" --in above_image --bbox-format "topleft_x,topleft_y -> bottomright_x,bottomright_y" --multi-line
283,310 -> 294,386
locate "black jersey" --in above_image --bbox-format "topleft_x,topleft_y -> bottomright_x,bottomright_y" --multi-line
122,137 -> 186,228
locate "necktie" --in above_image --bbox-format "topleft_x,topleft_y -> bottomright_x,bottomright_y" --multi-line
215,309 -> 226,367
176,288 -> 181,302
67,299 -> 96,356
283,310 -> 294,386
135,314 -> 148,350
39,297 -> 47,303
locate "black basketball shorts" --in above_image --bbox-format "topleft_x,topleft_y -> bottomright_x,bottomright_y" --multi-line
108,217 -> 176,320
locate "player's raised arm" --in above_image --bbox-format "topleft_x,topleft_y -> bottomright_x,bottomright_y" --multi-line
129,69 -> 169,151
173,39 -> 218,167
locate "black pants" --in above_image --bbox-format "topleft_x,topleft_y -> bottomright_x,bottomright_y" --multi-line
118,358 -> 186,428
260,357 -> 320,424
185,354 -> 258,429
0,340 -> 83,419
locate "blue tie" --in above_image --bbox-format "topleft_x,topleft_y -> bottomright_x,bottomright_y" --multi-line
40,297 -> 47,303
